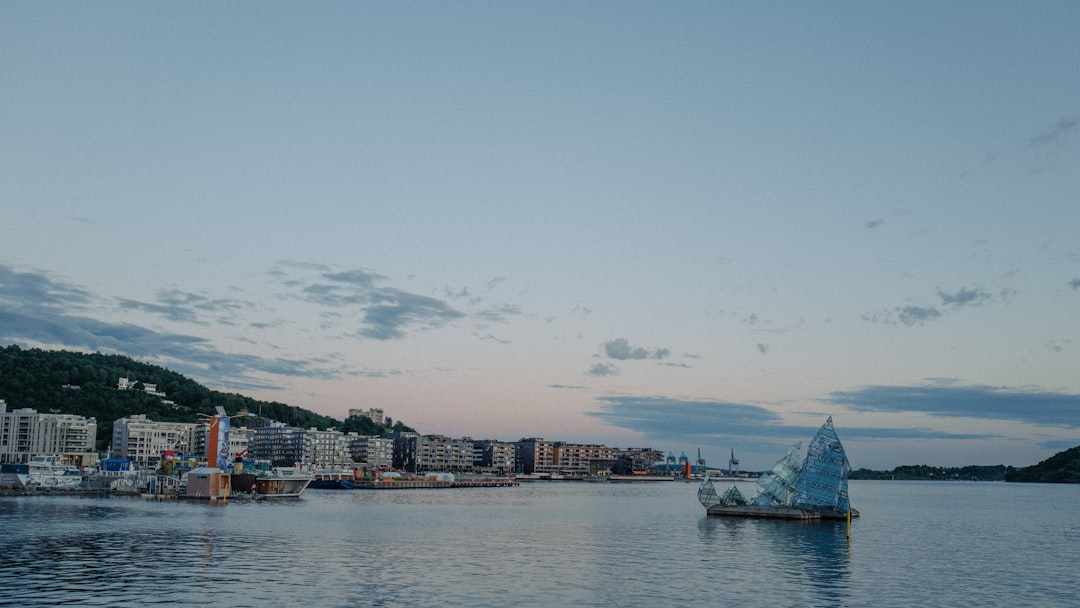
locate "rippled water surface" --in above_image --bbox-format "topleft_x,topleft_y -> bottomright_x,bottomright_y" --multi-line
2,481 -> 1078,607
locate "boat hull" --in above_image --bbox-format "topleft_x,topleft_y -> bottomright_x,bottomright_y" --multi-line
254,474 -> 312,498
308,478 -> 355,490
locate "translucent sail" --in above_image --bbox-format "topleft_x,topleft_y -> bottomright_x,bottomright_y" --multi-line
698,477 -> 722,509
792,416 -> 852,512
753,442 -> 802,506
699,477 -> 750,509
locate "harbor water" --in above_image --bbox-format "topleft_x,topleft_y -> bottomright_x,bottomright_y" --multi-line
2,480 -> 1078,607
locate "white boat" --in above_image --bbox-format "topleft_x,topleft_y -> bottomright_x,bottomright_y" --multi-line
0,455 -> 83,489
253,467 -> 313,498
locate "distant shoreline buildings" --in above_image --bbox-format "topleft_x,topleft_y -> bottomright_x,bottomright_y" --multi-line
1,393 -> 663,477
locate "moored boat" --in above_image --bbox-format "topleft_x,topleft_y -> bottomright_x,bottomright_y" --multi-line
308,468 -> 357,490
0,455 -> 83,489
253,467 -> 313,498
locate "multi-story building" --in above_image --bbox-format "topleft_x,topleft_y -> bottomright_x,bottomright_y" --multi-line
346,434 -> 394,469
472,439 -> 516,475
613,448 -> 666,475
347,408 -> 384,425
515,439 -> 651,476
391,433 -> 475,473
0,400 -> 98,466
251,424 -> 352,468
302,428 -> 352,468
251,423 -> 305,467
193,423 -> 254,462
111,414 -> 196,466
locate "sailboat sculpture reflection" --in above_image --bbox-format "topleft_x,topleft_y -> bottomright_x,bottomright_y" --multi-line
698,417 -> 859,520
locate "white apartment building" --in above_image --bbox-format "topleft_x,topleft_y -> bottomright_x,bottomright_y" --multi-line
0,399 -> 98,466
111,414 -> 196,466
303,428 -> 352,468
393,434 -> 475,473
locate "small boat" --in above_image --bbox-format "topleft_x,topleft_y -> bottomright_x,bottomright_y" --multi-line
698,417 -> 859,520
308,468 -> 357,490
253,467 -> 313,498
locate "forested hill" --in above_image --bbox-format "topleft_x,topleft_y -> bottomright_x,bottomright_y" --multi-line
0,345 -> 411,446
849,452 -> 1080,484
1003,444 -> 1080,483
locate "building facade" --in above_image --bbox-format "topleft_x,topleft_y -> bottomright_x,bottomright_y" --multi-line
302,428 -> 352,468
472,439 -> 516,475
346,434 -> 394,469
517,438 -> 616,475
251,424 -> 352,468
251,423 -> 305,467
347,408 -> 384,425
392,433 -> 475,473
0,400 -> 98,466
111,414 -> 196,466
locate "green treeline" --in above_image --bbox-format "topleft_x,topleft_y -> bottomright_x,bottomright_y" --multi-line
850,464 -> 1012,481
0,345 -> 413,447
851,455 -> 1080,484
1003,444 -> 1080,483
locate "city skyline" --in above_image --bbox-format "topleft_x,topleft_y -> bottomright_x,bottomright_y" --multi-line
2,3 -> 1079,470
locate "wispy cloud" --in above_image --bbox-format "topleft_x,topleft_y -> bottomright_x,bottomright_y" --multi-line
829,381 -> 1080,428
937,286 -> 991,306
602,338 -> 670,360
866,285 -> 998,326
474,303 -> 524,323
117,289 -> 254,325
585,362 -> 619,377
1026,116 -> 1079,147
0,264 -> 96,311
0,264 -> 348,390
279,264 -> 465,340
588,394 -> 1001,453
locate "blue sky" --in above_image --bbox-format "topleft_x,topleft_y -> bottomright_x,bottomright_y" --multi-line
2,2 -> 1079,470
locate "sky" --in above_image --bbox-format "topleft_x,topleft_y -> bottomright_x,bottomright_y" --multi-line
2,2 -> 1079,471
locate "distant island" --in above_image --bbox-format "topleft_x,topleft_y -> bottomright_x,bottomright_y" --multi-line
2,344 -> 1078,483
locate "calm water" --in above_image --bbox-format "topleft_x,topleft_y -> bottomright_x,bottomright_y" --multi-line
2,480 -> 1078,607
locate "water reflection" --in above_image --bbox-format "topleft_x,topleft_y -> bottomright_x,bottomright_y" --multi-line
698,515 -> 851,605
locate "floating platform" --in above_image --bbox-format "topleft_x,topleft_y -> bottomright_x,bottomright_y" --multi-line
705,505 -> 859,520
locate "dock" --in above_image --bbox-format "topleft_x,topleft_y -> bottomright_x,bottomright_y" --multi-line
353,478 -> 519,490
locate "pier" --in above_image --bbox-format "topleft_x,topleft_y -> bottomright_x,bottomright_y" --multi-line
353,478 -> 519,490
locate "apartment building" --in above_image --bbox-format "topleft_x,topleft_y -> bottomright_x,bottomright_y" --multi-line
515,438 -> 626,476
346,434 -> 394,469
302,428 -> 352,468
347,407 -> 384,425
472,439 -> 516,474
0,400 -> 98,466
391,433 -> 474,473
111,414 -> 196,466
252,424 -> 352,468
